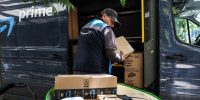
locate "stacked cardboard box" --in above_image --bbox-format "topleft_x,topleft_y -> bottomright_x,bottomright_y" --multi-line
55,74 -> 117,100
124,52 -> 143,89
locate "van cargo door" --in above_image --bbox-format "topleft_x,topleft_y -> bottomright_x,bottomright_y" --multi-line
159,0 -> 200,99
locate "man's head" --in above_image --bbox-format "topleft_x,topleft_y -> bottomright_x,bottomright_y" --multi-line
100,8 -> 120,27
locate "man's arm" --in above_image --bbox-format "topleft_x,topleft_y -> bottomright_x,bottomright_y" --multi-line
105,49 -> 122,63
103,27 -> 122,63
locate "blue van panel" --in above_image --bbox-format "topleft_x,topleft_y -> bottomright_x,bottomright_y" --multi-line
0,0 -> 72,99
159,0 -> 200,97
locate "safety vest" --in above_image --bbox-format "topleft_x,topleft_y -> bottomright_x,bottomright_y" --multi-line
73,19 -> 110,73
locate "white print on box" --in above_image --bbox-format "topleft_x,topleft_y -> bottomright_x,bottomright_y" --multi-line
127,45 -> 133,51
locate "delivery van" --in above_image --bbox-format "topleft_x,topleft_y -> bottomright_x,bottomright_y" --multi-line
1,0 -> 200,100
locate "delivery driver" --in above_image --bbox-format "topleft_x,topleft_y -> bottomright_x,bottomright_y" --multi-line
73,8 -> 126,74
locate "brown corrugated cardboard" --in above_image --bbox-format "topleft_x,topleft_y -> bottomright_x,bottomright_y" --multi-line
55,74 -> 117,100
68,7 -> 79,39
116,36 -> 134,56
124,68 -> 143,88
124,53 -> 143,89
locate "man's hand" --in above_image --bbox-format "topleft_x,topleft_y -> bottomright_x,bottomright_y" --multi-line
120,51 -> 127,62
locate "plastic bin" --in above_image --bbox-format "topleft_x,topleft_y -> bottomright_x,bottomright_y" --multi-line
45,83 -> 161,100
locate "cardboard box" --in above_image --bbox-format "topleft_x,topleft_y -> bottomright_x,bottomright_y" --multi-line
124,53 -> 143,89
55,74 -> 117,100
124,52 -> 143,67
116,36 -> 134,56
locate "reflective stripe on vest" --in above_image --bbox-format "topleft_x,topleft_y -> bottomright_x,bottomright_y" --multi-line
82,19 -> 108,32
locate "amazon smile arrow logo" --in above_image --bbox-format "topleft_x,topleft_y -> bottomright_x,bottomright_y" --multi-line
0,17 -> 14,37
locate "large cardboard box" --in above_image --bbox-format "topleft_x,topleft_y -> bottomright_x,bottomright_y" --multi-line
124,52 -> 143,89
116,36 -> 134,56
55,74 -> 117,100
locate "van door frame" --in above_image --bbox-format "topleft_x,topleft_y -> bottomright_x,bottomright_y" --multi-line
143,0 -> 160,95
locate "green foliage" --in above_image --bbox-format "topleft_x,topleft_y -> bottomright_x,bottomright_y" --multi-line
163,8 -> 169,16
23,0 -> 36,5
23,0 -> 74,15
174,18 -> 189,43
175,18 -> 200,44
24,0 -> 126,11
120,0 -> 126,7
52,6 -> 58,16
172,7 -> 179,15
23,0 -> 28,2
23,0 -> 126,15
55,0 -> 75,11
44,0 -> 50,5
189,20 -> 200,44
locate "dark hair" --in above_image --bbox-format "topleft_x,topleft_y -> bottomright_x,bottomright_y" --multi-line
96,12 -> 103,18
